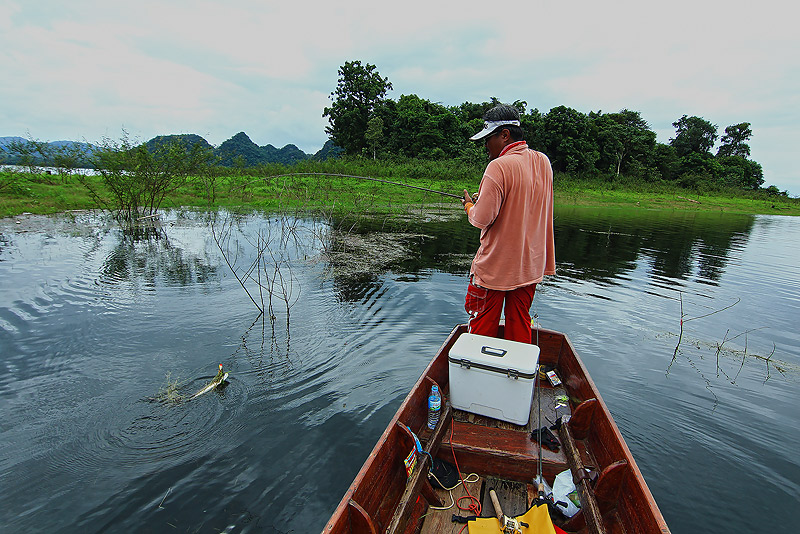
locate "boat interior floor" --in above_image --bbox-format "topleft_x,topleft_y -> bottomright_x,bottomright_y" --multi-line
440,382 -> 596,478
422,383 -> 595,533
452,381 -> 571,432
419,474 -> 539,533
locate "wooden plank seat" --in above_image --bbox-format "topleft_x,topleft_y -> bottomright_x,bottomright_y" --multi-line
442,418 -> 569,482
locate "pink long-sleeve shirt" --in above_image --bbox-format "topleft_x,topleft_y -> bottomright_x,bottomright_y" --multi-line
468,141 -> 556,290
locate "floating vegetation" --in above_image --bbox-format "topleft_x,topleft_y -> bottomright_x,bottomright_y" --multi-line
390,203 -> 463,223
321,230 -> 428,278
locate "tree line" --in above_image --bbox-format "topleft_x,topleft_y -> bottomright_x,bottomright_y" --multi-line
0,58 -> 784,215
324,60 -> 772,193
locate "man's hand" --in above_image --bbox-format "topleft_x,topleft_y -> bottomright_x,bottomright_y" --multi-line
462,190 -> 477,215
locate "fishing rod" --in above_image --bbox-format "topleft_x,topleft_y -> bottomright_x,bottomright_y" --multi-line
267,172 -> 464,199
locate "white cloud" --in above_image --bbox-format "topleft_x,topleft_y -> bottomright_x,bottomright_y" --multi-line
1,0 -> 798,192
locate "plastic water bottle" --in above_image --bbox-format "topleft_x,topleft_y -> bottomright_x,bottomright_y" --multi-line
427,385 -> 441,430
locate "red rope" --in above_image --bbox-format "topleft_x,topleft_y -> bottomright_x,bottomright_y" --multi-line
449,422 -> 481,523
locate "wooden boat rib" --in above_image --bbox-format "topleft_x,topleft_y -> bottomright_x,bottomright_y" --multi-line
323,325 -> 670,534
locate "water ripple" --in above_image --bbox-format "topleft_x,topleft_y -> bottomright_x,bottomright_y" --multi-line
2,210 -> 800,534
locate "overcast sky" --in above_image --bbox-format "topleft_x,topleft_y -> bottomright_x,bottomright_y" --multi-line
2,0 -> 797,194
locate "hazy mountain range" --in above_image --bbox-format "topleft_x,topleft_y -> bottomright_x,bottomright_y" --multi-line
0,132 -> 341,167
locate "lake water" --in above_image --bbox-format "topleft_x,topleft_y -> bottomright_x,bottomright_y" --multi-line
1,206 -> 798,533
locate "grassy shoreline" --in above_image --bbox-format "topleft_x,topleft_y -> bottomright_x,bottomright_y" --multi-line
2,167 -> 798,219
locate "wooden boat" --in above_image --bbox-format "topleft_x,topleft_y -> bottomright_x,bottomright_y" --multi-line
323,325 -> 670,534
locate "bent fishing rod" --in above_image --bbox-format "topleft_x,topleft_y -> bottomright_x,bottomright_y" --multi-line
266,172 -> 464,199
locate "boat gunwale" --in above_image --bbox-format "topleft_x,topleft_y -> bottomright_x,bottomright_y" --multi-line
322,325 -> 462,533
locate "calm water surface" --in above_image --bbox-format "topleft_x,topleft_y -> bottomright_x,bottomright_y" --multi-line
1,206 -> 798,533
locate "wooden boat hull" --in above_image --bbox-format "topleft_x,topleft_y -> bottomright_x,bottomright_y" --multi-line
323,325 -> 670,534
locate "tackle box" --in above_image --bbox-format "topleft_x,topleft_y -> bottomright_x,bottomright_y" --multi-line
448,333 -> 540,425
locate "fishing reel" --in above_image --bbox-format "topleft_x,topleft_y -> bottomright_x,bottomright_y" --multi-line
500,516 -> 528,534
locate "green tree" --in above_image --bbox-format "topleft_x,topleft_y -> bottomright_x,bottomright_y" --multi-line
87,132 -> 212,231
382,94 -> 466,159
520,108 -> 543,151
764,185 -> 788,197
510,99 -> 528,116
717,122 -> 752,157
51,142 -> 90,183
323,60 -> 393,155
670,115 -> 718,157
382,94 -> 426,157
454,98 -> 499,123
649,143 -> 680,181
365,116 -> 384,159
679,152 -> 722,179
6,137 -> 52,176
594,110 -> 656,177
717,155 -> 763,189
537,106 -> 598,173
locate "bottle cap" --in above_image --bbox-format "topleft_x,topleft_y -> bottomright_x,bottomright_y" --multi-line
432,385 -> 438,393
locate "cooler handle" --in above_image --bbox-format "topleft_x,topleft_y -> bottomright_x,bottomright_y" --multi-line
481,346 -> 507,357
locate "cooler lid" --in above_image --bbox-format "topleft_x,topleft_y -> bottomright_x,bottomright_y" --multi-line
448,333 -> 539,379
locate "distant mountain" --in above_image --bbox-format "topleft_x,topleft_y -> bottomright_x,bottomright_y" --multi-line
312,139 -> 344,161
216,132 -> 269,166
215,132 -> 321,166
144,134 -> 214,153
0,136 -> 27,147
0,137 -> 95,166
263,143 -> 308,165
1,132 -> 341,168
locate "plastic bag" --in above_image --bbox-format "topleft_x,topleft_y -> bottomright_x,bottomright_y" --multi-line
551,469 -> 581,517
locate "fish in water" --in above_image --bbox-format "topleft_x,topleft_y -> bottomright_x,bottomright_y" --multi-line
190,364 -> 229,399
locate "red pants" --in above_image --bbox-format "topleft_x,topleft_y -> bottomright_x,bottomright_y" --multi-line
464,280 -> 536,343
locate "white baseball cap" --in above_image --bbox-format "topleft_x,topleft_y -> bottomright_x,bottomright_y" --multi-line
469,120 -> 521,141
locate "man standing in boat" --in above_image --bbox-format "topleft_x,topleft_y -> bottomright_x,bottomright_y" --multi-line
462,104 -> 555,343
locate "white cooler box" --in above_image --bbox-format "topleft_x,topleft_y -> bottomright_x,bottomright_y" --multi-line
448,333 -> 540,425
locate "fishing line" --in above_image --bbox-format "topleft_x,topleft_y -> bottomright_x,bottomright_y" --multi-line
266,172 -> 464,199
536,325 -> 543,485
532,293 -> 545,495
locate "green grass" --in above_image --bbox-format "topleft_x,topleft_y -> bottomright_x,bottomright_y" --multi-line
2,161 -> 798,219
0,172 -> 102,217
553,173 -> 800,215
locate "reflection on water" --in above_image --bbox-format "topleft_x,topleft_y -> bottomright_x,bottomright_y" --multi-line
0,207 -> 798,534
101,228 -> 220,288
553,208 -> 755,286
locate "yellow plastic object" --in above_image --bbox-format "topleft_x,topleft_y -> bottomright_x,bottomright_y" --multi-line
467,502 -> 556,534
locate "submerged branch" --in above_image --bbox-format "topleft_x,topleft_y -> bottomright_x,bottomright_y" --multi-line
667,292 -> 787,397
683,297 -> 741,323
667,293 -> 685,375
210,218 -> 263,314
